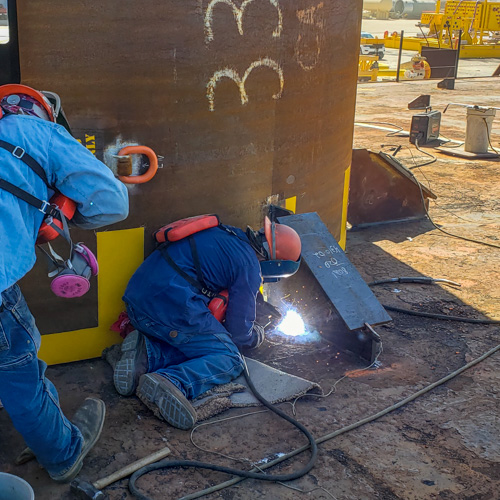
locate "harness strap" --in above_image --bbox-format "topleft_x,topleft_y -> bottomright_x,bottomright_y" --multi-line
188,236 -> 208,289
0,140 -> 49,184
0,140 -> 59,217
159,242 -> 227,303
0,177 -> 60,217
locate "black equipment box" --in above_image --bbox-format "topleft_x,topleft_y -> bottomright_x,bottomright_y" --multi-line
410,110 -> 441,145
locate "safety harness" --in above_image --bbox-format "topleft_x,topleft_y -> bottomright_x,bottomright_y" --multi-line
0,140 -> 62,220
154,215 -> 235,320
0,140 -> 98,297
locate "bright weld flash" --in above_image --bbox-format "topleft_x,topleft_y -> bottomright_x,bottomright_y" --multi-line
278,310 -> 306,337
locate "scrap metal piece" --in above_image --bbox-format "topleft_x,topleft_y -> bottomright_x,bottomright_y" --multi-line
349,149 -> 437,228
408,94 -> 431,110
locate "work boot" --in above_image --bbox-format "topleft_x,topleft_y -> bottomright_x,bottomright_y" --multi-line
113,330 -> 148,396
137,373 -> 197,430
51,397 -> 106,483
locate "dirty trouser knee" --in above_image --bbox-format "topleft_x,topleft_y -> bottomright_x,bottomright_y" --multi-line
0,285 -> 83,478
126,305 -> 244,400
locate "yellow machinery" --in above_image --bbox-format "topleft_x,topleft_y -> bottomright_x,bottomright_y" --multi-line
358,55 -> 380,81
385,0 -> 500,58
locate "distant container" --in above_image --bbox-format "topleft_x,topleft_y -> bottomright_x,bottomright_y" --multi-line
0,473 -> 35,500
393,1 -> 441,18
364,0 -> 394,12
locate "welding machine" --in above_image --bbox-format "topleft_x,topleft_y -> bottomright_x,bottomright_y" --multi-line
410,110 -> 441,145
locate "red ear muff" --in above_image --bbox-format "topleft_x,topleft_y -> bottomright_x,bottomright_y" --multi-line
36,194 -> 77,244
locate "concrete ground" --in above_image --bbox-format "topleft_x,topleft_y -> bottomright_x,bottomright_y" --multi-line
0,80 -> 499,500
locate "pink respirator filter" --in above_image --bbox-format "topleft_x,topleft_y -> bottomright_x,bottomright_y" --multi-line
50,244 -> 98,298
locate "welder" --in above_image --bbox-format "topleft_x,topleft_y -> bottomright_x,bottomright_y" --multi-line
0,85 -> 129,482
114,214 -> 301,430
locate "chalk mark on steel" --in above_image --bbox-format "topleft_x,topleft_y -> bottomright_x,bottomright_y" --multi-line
205,0 -> 283,43
295,2 -> 325,71
206,58 -> 284,112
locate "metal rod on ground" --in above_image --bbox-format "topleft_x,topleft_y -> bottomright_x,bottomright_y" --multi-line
396,30 -> 404,83
454,29 -> 462,79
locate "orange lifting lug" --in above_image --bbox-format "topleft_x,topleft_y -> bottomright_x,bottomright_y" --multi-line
117,145 -> 159,184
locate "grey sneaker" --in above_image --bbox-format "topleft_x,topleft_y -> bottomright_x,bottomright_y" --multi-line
137,373 -> 197,430
51,397 -> 106,483
114,330 -> 148,396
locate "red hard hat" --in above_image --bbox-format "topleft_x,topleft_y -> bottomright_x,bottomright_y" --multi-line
264,216 -> 301,261
0,84 -> 56,121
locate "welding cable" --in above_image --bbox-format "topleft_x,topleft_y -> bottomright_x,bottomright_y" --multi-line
380,143 -> 440,169
354,121 -> 407,137
381,304 -> 500,324
413,137 -> 437,167
367,277 -> 500,324
483,117 -> 500,155
175,343 -> 500,500
368,277 -> 461,287
408,163 -> 500,249
128,357 -> 318,500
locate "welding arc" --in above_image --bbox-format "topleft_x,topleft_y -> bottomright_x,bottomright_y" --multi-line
128,357 -> 318,500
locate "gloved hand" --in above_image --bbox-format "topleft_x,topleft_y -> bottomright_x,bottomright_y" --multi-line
249,323 -> 266,349
255,292 -> 282,331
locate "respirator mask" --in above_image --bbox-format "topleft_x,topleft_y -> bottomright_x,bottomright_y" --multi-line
37,206 -> 99,298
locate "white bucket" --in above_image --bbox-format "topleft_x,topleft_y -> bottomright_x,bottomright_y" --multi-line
465,107 -> 496,154
0,473 -> 34,500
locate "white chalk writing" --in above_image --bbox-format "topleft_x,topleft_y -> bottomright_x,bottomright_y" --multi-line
313,245 -> 342,259
205,0 -> 283,43
295,2 -> 324,71
206,58 -> 284,112
331,267 -> 348,278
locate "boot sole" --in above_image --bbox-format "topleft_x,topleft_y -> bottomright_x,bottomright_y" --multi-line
114,330 -> 143,396
137,374 -> 196,430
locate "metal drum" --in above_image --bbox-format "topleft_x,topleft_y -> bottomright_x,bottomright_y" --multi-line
11,0 -> 362,361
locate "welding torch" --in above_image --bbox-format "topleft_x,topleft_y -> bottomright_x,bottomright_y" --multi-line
256,292 -> 283,331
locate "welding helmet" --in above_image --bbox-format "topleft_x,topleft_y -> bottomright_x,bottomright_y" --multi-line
247,216 -> 301,282
0,84 -> 57,121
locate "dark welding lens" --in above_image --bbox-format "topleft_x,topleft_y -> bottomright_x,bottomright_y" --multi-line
19,98 -> 34,110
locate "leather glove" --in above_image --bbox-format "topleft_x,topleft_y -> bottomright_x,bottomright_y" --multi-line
249,323 -> 266,349
255,292 -> 282,330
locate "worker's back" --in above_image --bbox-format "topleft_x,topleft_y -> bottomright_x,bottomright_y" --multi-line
123,226 -> 262,346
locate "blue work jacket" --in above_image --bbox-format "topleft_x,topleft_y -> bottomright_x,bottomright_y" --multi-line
124,226 -> 263,347
0,114 -> 129,298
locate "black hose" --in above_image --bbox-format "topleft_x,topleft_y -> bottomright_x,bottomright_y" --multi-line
382,304 -> 500,324
367,277 -> 500,325
128,358 -> 318,500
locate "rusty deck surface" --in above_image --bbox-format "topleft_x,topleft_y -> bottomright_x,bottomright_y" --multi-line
1,79 -> 499,500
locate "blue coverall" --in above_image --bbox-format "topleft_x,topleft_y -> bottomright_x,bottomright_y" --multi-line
123,226 -> 263,400
0,114 -> 129,479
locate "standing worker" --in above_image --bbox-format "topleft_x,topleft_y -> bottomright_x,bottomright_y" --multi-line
114,214 -> 301,430
0,84 -> 129,482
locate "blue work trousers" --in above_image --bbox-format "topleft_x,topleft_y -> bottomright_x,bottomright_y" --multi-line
126,304 -> 244,400
0,285 -> 82,479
